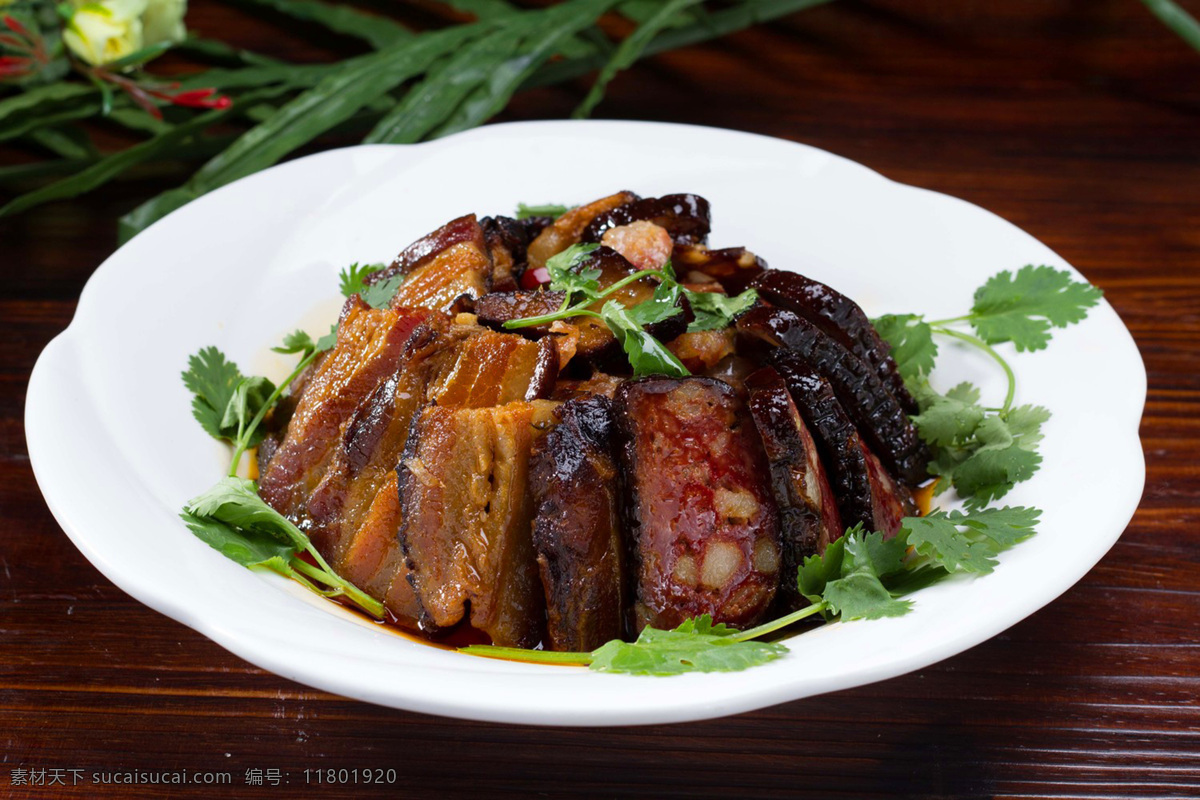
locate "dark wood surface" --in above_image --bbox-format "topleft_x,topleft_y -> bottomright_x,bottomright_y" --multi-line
3,2 -> 1199,797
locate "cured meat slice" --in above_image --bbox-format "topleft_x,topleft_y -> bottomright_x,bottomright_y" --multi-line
745,367 -> 843,608
427,328 -> 545,407
397,400 -> 559,647
615,377 -> 781,632
582,193 -> 711,245
737,304 -> 929,485
752,269 -> 918,413
530,396 -> 625,651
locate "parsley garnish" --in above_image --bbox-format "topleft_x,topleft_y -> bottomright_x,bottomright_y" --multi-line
183,478 -> 383,618
338,262 -> 386,298
874,264 -> 1101,507
515,202 -> 571,220
504,244 -> 757,377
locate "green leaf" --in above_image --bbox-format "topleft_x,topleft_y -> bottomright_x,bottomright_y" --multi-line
338,261 -> 386,297
546,242 -> 603,299
903,507 -> 1040,575
873,313 -> 938,384
684,287 -> 757,332
359,273 -> 406,310
122,25 -> 482,238
180,511 -> 295,570
365,27 -> 519,144
573,0 -> 705,118
272,326 -> 337,358
235,0 -> 411,49
970,265 -> 1103,352
516,202 -> 569,219
185,476 -> 309,551
182,347 -> 244,442
219,376 -> 277,448
433,0 -> 622,138
822,573 -> 912,620
600,299 -> 690,378
625,279 -> 683,328
911,380 -> 985,447
798,536 -> 845,613
589,614 -> 787,676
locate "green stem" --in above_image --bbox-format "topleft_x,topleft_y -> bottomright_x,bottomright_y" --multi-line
924,313 -> 974,327
503,267 -> 667,330
932,327 -> 1016,412
1139,0 -> 1200,53
459,645 -> 593,665
731,602 -> 827,642
503,307 -> 603,329
292,554 -> 385,618
227,348 -> 319,476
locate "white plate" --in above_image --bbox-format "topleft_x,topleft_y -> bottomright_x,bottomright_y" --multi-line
26,120 -> 1146,726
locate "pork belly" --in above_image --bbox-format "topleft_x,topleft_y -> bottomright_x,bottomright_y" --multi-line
745,367 -> 843,610
615,377 -> 781,632
737,304 -> 928,486
752,269 -> 918,414
397,400 -> 559,647
530,396 -> 625,651
257,299 -> 428,526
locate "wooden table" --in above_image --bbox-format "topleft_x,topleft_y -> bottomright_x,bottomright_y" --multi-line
4,2 -> 1198,797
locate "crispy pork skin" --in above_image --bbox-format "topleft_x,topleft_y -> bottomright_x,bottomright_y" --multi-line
530,396 -> 625,651
752,269 -> 918,414
745,367 -> 843,609
526,191 -> 639,271
582,193 -> 711,245
737,304 -> 928,486
615,377 -> 781,632
397,400 -> 558,647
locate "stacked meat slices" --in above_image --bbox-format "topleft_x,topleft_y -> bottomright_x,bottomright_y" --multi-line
257,193 -> 928,652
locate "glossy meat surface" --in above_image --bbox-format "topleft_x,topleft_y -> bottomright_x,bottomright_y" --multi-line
745,367 -> 843,610
737,304 -> 929,485
526,191 -> 638,270
582,193 -> 711,245
530,396 -> 625,651
397,400 -> 558,647
615,377 -> 781,632
674,244 -> 766,294
752,269 -> 918,414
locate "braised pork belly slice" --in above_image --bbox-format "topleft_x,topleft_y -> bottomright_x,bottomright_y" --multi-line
397,400 -> 559,647
737,304 -> 928,486
745,367 -> 843,611
359,214 -> 493,313
525,191 -> 639,271
530,396 -> 625,652
258,299 -> 430,526
615,377 -> 781,632
426,328 -> 550,407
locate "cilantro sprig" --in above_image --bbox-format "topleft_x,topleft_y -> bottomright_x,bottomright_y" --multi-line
875,265 -> 1101,507
180,325 -> 383,618
464,504 -> 1040,675
504,243 -> 757,377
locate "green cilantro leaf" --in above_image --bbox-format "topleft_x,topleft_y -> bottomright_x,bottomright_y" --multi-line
516,202 -> 571,220
360,273 -> 406,310
912,381 -> 985,447
798,528 -> 911,621
822,573 -> 912,620
186,476 -> 309,551
600,299 -> 690,378
180,512 -> 294,572
545,243 -> 603,300
219,376 -> 276,448
872,313 -> 938,384
338,262 -> 385,298
970,265 -> 1103,352
589,614 -> 787,676
626,279 -> 683,327
272,326 -> 339,358
182,347 -> 245,442
903,506 -> 1040,574
684,287 -> 758,332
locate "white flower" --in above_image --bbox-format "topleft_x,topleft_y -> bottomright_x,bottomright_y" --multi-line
63,0 -> 149,66
142,0 -> 187,48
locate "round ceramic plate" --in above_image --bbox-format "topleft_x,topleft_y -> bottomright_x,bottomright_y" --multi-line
25,120 -> 1146,726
